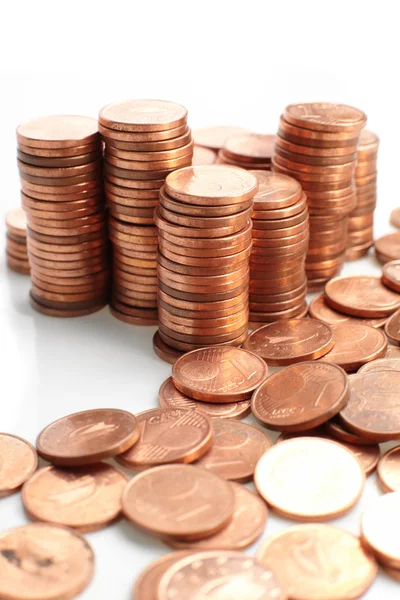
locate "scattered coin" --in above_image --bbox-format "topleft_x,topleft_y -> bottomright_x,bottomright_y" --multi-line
257,524 -> 377,600
375,232 -> 400,263
358,357 -> 400,373
309,294 -> 387,328
377,446 -> 400,492
325,275 -> 400,318
382,259 -> 400,293
254,437 -> 365,520
0,433 -> 38,497
324,416 -> 377,445
361,492 -> 400,568
385,308 -> 400,345
122,464 -> 235,540
133,551 -> 194,600
36,408 -> 139,465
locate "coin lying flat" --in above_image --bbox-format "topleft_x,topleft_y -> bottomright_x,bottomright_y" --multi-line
358,357 -> 400,374
99,99 -> 187,132
254,437 -> 365,521
158,551 -> 286,600
361,493 -> 400,568
252,362 -> 349,432
133,551 -> 194,600
382,260 -> 400,293
0,433 -> 38,497
377,446 -> 400,492
324,417 -> 377,445
122,464 -> 235,541
36,408 -> 139,466
284,102 -> 367,133
309,294 -> 387,328
0,523 -> 94,600
22,463 -> 127,532
325,275 -> 400,318
17,115 -> 99,148
257,524 -> 377,600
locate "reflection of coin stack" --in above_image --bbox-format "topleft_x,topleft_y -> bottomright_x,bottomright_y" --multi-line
98,100 -> 192,325
17,116 -> 110,317
217,134 -> 275,170
249,172 -> 309,328
272,103 -> 366,291
5,208 -> 30,274
346,130 -> 379,261
155,166 -> 258,357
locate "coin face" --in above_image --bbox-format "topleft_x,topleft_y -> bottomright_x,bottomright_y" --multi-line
375,232 -> 400,261
0,523 -> 94,600
377,446 -> 400,492
172,346 -> 268,402
134,551 -> 194,600
309,294 -> 387,328
284,102 -> 367,132
325,275 -> 400,318
158,551 -> 286,600
0,433 -> 38,497
99,99 -> 187,132
244,319 -> 334,365
36,408 -> 139,465
361,493 -> 400,568
122,464 -> 235,540
195,420 -> 272,482
22,463 -> 127,532
340,371 -> 400,441
252,362 -> 349,432
17,115 -> 99,147
358,357 -> 400,374
254,437 -> 365,520
193,126 -> 250,151
257,524 -> 377,600
251,171 -> 302,209
116,408 -> 213,468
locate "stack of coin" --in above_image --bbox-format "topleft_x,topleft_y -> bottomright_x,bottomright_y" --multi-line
16,115 -> 110,316
155,165 -> 258,354
273,103 -> 366,291
193,125 -> 250,152
346,130 -> 379,260
248,172 -> 309,326
217,134 -> 275,170
5,207 -> 30,274
98,100 -> 192,325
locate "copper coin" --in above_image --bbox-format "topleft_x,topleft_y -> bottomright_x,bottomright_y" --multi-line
325,275 -> 400,318
324,417 -> 378,445
172,346 -> 268,402
252,362 -> 349,432
158,377 -> 251,420
276,135 -> 358,157
390,208 -> 400,229
340,371 -> 400,441
99,122 -> 188,142
244,318 -> 334,365
357,129 -> 379,155
257,524 -> 377,600
252,193 -> 307,220
153,331 -> 183,364
122,464 -> 235,540
107,139 -> 193,161
377,445 -> 400,492
157,203 -> 252,230
192,145 -> 216,165
159,321 -> 248,345
193,126 -> 250,151
160,186 -> 252,217
284,102 -> 367,133
105,181 -> 160,199
17,115 -> 99,148
5,207 -> 27,238
278,117 -> 359,147
195,420 -> 272,483
29,293 -> 106,317
158,328 -> 248,353
133,551 -> 194,600
385,308 -> 400,344
386,343 -> 400,358
165,482 -> 267,551
0,434 -> 37,498
309,294 -> 387,328
254,437 -> 365,520
361,493 -> 400,568
99,99 -> 187,132
358,357 -> 400,374
105,153 -> 191,172
155,209 -> 248,239
18,140 -> 98,157
158,220 -> 252,248
382,260 -> 400,293
375,232 -> 400,262
36,408 -> 139,465
17,148 -> 100,168
223,133 -> 275,161
116,408 -> 213,469
157,287 -> 248,313
158,551 -> 285,600
108,128 -> 192,150
22,463 -> 127,532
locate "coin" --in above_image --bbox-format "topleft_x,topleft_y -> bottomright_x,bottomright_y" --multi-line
99,99 -> 187,132
358,357 -> 400,374
192,145 -> 216,165
0,523 -> 94,600
254,437 -> 365,520
244,318 -> 334,365
195,420 -> 272,482
5,207 -> 27,238
116,408 -> 213,468
165,483 -> 268,551
386,343 -> 400,358
319,322 -> 387,371
158,377 -> 251,420
153,331 -> 183,364
193,126 -> 250,151
284,102 -> 367,133
0,434 -> 38,497
377,445 -> 400,492
325,275 -> 400,317
390,208 -> 400,229
257,524 -> 377,600
309,294 -> 387,328
384,308 -> 400,344
17,115 -> 99,148
122,464 -> 235,540
36,408 -> 139,465
133,551 -> 194,600
172,346 -> 268,402
361,493 -> 400,568
252,362 -> 349,432
324,417 -> 378,445
375,233 -> 400,263
221,133 -> 275,165
158,551 -> 285,600
22,463 -> 127,532
382,260 -> 400,293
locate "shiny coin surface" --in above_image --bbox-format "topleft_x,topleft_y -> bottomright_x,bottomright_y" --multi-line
99,99 -> 187,132
17,115 -> 99,148
325,275 -> 400,318
361,493 -> 400,569
309,294 -> 387,328
0,433 -> 38,497
133,551 -> 194,600
284,102 -> 367,133
254,437 -> 365,521
377,446 -> 400,492
36,408 -> 139,466
382,260 -> 400,293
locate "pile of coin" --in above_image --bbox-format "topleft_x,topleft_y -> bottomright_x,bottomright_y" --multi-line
5,207 -> 29,274
346,130 -> 379,260
273,102 -> 366,290
155,165 -> 258,354
248,172 -> 309,327
217,133 -> 275,169
16,115 -> 110,316
99,100 -> 192,325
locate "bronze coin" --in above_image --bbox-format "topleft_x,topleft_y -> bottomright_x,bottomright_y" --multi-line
36,408 -> 139,465
17,158 -> 101,179
284,102 -> 367,133
155,209 -> 250,239
17,115 -> 99,148
252,362 -> 349,432
99,122 -> 188,142
222,133 -> 275,162
252,193 -> 307,220
5,207 -> 27,238
159,220 -> 252,248
17,148 -> 100,168
160,186 -> 252,217
324,417 -> 379,446
106,173 -> 164,189
195,420 -> 272,482
325,275 -> 400,318
0,523 -> 94,600
278,118 -> 359,148
158,287 -> 248,312
377,446 -> 400,492
108,139 -> 193,161
192,145 -> 216,165
361,493 -> 400,569
99,99 -> 187,132
18,140 -> 99,157
158,203 -> 253,230
105,180 -> 160,199
108,128 -> 192,151
133,552 -> 195,600
29,293 -> 106,317
382,260 -> 400,293
6,255 -> 30,274
159,321 -> 248,346
309,294 -> 387,328
390,208 -> 400,229
375,232 -> 400,262
153,331 -> 183,364
158,328 -> 248,353
22,463 -> 127,532
358,357 -> 400,374
158,279 -> 248,303
0,434 -> 38,498
105,152 -> 191,171
385,308 -> 400,344
276,135 -> 358,157
254,437 -> 365,521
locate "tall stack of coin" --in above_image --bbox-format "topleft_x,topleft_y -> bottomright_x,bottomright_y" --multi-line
249,172 -> 309,327
273,103 -> 366,291
5,207 -> 30,274
217,134 -> 275,170
155,166 -> 258,354
16,116 -> 110,316
98,100 -> 192,325
346,130 -> 379,260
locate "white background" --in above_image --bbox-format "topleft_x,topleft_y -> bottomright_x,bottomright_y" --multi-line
1,1 -> 400,597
